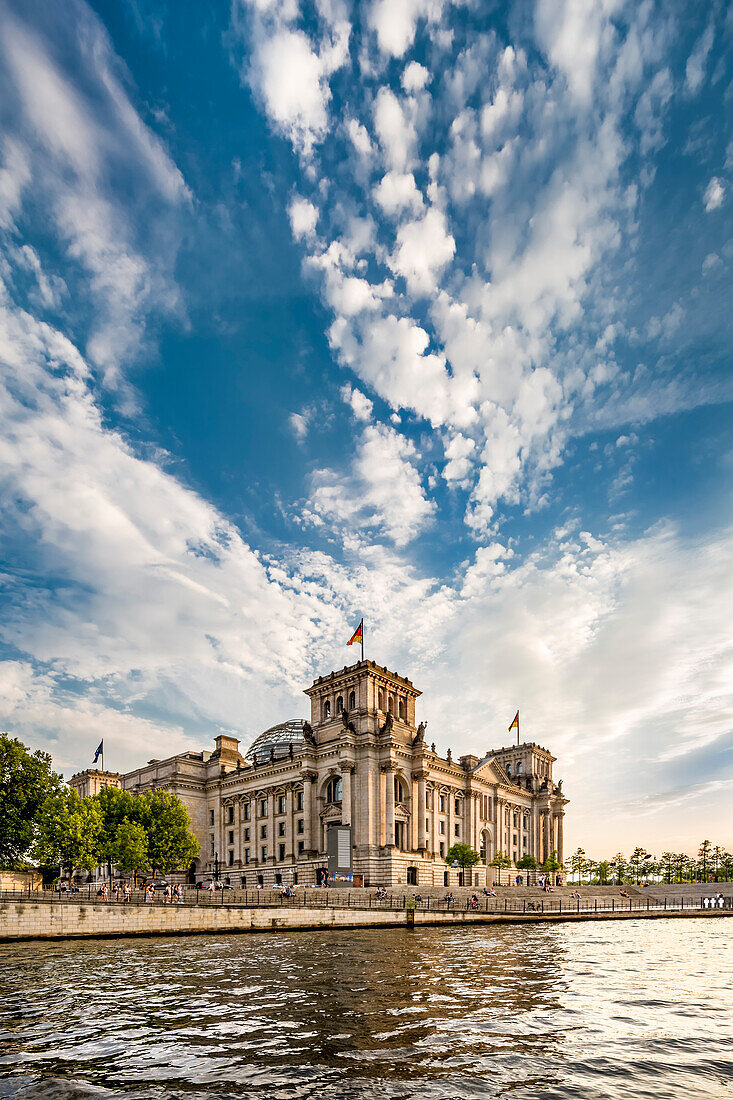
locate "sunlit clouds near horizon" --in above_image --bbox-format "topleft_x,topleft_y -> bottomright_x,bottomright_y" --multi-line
0,0 -> 730,856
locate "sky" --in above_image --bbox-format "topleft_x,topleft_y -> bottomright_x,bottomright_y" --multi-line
0,0 -> 730,859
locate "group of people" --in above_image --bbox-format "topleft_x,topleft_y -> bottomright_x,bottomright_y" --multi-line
703,893 -> 725,908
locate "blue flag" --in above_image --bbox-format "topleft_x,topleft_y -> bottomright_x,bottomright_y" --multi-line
92,740 -> 103,764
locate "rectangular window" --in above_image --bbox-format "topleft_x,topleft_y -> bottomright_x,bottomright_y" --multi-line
296,791 -> 304,811
296,819 -> 304,834
440,796 -> 446,812
454,824 -> 460,837
439,821 -> 445,834
439,842 -> 445,857
278,844 -> 285,862
243,803 -> 250,821
259,799 -> 267,817
297,841 -> 304,854
228,830 -> 234,845
209,835 -> 214,856
260,825 -> 267,840
278,795 -> 286,814
455,799 -> 460,815
227,850 -> 234,866
244,848 -> 250,864
426,818 -> 429,833
278,822 -> 285,837
209,810 -> 214,826
244,828 -> 250,842
261,846 -> 268,862
226,806 -> 234,824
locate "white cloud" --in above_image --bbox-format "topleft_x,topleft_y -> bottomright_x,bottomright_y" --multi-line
703,176 -> 725,212
373,87 -> 417,171
289,410 -> 310,441
288,195 -> 319,239
685,21 -> 714,94
534,0 -> 622,106
253,29 -> 332,156
389,206 -> 456,295
341,384 -> 374,422
369,0 -> 446,58
373,171 -> 425,216
346,117 -> 373,157
442,432 -> 475,485
309,423 -> 434,545
402,61 -> 430,92
0,5 -> 187,383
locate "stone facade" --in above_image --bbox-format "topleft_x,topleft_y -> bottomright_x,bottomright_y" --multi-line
69,660 -> 567,887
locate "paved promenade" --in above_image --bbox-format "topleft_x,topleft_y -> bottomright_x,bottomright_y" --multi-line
1,888 -> 731,941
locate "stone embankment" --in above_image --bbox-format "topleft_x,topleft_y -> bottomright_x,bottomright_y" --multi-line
0,892 -> 731,942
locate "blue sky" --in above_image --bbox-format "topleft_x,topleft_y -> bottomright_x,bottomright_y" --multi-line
0,0 -> 730,857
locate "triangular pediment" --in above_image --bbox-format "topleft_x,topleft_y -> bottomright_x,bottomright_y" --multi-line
470,757 -> 511,786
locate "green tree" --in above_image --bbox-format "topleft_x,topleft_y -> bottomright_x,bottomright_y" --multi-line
697,840 -> 712,882
570,847 -> 586,884
630,847 -> 651,883
612,852 -> 628,884
445,843 -> 481,879
134,789 -> 199,875
113,819 -> 149,880
542,850 -> 561,874
36,788 -> 103,877
721,852 -> 733,882
661,852 -> 676,884
597,860 -> 611,885
489,850 -> 511,868
516,854 -> 537,870
712,846 -> 724,881
93,787 -> 136,882
0,734 -> 62,868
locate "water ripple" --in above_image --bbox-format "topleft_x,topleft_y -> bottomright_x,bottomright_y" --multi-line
0,919 -> 731,1099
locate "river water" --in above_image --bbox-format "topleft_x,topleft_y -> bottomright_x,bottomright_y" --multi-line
0,919 -> 731,1099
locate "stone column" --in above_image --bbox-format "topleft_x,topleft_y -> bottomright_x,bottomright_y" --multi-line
557,812 -> 564,865
431,786 -> 439,858
285,785 -> 294,860
417,774 -> 427,851
303,774 -> 316,855
340,764 -> 352,826
384,764 -> 395,848
447,790 -> 454,872
542,809 -> 551,863
267,793 -> 275,867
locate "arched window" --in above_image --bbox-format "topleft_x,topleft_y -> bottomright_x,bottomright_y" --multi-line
516,761 -> 523,775
378,689 -> 384,710
336,695 -> 343,712
398,698 -> 405,719
506,763 -> 512,776
323,699 -> 331,719
388,694 -> 395,713
326,777 -> 342,803
349,690 -> 356,709
394,777 -> 405,803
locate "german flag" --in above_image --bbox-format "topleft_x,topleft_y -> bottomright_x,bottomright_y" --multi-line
347,620 -> 363,647
508,711 -> 519,732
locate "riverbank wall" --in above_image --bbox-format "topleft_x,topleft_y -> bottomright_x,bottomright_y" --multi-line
1,899 -> 732,942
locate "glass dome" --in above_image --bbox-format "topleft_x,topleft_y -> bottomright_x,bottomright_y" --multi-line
245,719 -> 307,765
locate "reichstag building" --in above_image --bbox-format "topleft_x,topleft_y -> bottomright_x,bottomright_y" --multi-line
71,659 -> 568,887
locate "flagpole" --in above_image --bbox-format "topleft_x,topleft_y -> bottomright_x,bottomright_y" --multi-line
361,618 -> 364,663
517,711 -> 519,747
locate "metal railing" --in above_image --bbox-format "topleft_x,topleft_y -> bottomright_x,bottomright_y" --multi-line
1,886 -> 731,915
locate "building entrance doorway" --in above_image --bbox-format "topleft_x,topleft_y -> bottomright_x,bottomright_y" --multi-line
406,866 -> 417,885
316,867 -> 327,885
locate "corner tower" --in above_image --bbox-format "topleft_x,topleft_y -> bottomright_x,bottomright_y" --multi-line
304,660 -> 421,742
